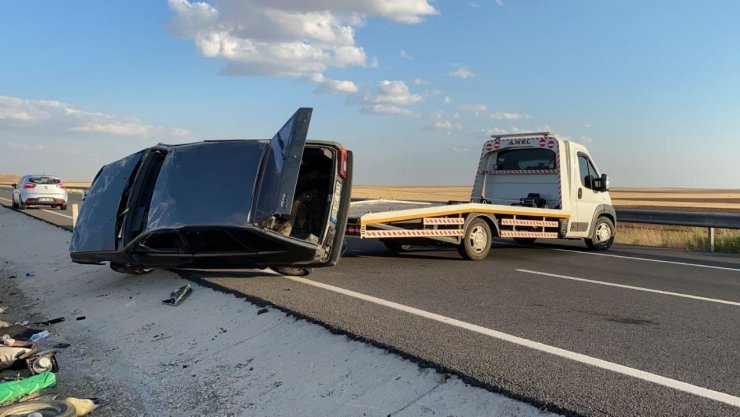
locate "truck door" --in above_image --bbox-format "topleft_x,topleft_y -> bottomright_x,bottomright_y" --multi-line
572,151 -> 608,237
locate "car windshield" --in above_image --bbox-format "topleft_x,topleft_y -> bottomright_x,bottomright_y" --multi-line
29,177 -> 61,184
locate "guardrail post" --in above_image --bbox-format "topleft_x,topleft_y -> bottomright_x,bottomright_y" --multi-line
72,204 -> 79,228
707,227 -> 715,253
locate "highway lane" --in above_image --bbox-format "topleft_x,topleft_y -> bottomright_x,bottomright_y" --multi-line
2,199 -> 739,416
0,186 -> 81,229
183,241 -> 740,417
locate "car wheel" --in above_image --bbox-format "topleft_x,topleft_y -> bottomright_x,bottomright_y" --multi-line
457,217 -> 492,261
381,239 -> 412,254
18,200 -> 26,210
513,238 -> 537,245
11,198 -> 18,209
272,266 -> 312,276
61,204 -> 68,210
109,263 -> 154,275
585,216 -> 615,251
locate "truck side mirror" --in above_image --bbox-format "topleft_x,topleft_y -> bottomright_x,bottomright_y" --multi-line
11,183 -> 17,189
597,174 -> 609,192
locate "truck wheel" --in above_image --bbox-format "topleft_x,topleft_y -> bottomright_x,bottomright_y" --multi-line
381,239 -> 411,254
110,263 -> 154,275
585,217 -> 615,251
458,218 -> 492,261
514,238 -> 537,245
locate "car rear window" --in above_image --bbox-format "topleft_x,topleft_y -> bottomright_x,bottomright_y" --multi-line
29,177 -> 61,184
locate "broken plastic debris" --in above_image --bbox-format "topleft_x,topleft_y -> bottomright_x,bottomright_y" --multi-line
162,283 -> 192,306
34,317 -> 65,327
29,330 -> 50,343
76,316 -> 86,321
0,307 -> 7,314
25,272 -> 35,277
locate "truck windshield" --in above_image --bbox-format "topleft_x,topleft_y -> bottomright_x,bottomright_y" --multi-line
494,149 -> 556,170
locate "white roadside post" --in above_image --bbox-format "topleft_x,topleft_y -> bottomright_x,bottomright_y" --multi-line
72,204 -> 79,228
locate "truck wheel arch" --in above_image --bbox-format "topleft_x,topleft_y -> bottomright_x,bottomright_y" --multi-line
464,213 -> 500,238
590,204 -> 617,232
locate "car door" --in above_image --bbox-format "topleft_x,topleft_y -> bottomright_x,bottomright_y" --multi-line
572,151 -> 608,237
253,107 -> 312,222
69,151 -> 145,256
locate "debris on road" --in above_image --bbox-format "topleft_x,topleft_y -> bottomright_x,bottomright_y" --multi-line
24,273 -> 34,278
162,283 -> 191,307
29,331 -> 50,343
257,308 -> 269,315
0,371 -> 56,404
0,307 -> 6,314
34,317 -> 65,327
74,317 -> 85,321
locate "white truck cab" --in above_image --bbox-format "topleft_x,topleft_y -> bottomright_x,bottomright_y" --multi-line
470,132 -> 615,248
347,132 -> 616,260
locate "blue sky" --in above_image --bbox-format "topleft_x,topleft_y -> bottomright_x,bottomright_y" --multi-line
1,0 -> 739,188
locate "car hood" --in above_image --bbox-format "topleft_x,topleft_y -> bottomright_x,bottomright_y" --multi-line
70,108 -> 312,255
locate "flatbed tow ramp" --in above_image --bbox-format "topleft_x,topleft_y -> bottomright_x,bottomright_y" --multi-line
346,199 -> 570,260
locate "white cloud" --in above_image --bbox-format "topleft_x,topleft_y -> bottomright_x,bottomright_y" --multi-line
166,0 -> 436,87
449,65 -> 474,79
400,49 -> 413,60
309,73 -> 359,94
489,112 -> 533,121
412,78 -> 428,85
425,120 -> 462,132
496,0 -> 505,6
361,104 -> 418,117
0,95 -> 190,139
467,2 -> 481,9
579,135 -> 593,143
460,103 -> 487,116
444,96 -> 451,104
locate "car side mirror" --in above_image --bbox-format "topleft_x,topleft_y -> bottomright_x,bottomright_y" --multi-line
11,183 -> 17,189
593,174 -> 609,192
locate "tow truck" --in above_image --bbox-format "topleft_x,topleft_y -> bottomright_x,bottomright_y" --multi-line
346,132 -> 615,260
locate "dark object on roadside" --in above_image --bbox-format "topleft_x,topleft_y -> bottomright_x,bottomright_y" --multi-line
69,108 -> 353,274
51,343 -> 70,349
162,284 -> 192,307
7,276 -> 15,279
257,308 -> 268,315
75,316 -> 86,321
512,193 -> 548,208
34,317 -> 65,327
25,273 -> 34,278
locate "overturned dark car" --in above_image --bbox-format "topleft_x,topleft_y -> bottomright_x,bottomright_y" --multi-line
70,108 -> 353,275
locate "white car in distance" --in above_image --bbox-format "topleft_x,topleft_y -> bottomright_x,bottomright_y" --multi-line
12,175 -> 69,210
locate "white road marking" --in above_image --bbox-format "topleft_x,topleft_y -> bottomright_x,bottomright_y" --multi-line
517,269 -> 740,307
285,276 -> 740,408
41,209 -> 73,220
0,196 -> 73,220
495,240 -> 740,272
551,248 -> 740,272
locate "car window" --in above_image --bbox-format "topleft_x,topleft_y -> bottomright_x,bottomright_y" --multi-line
494,148 -> 556,170
578,154 -> 599,189
29,177 -> 61,184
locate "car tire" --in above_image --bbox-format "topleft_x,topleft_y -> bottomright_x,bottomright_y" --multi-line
18,200 -> 26,210
272,266 -> 312,276
61,204 -> 68,210
457,217 -> 492,261
109,263 -> 154,275
585,216 -> 615,251
0,400 -> 75,417
381,239 -> 412,254
11,198 -> 18,209
513,238 -> 537,245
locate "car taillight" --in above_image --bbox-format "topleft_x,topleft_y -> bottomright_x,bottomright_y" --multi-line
338,146 -> 348,179
58,184 -> 65,189
23,183 -> 36,189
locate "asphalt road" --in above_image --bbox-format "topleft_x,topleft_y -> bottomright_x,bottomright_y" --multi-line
0,186 -> 81,229
2,192 -> 739,417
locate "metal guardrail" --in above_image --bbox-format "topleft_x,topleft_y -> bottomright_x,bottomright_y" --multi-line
615,209 -> 740,253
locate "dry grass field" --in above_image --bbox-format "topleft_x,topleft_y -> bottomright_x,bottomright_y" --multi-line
1,173 -> 738,253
